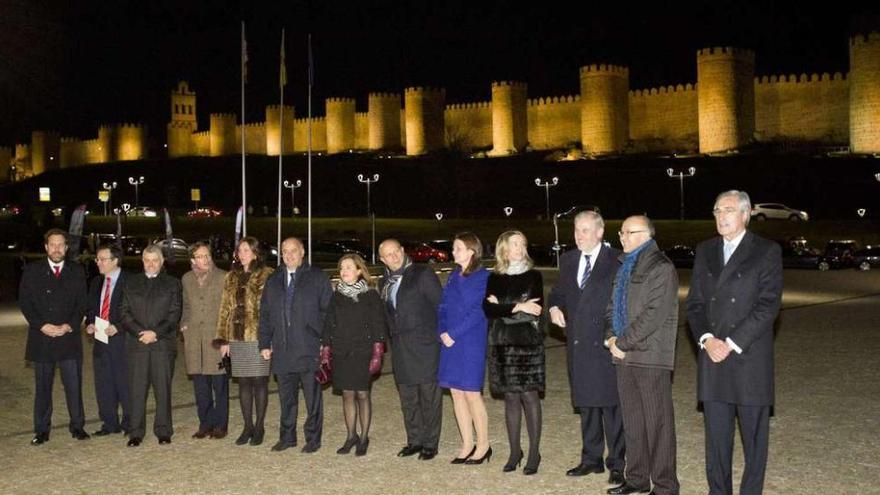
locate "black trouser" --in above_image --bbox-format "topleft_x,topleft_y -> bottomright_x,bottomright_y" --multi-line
579,404 -> 626,470
703,401 -> 770,495
397,381 -> 443,449
193,374 -> 229,430
617,365 -> 679,495
128,350 -> 175,439
276,371 -> 323,446
93,342 -> 130,433
33,358 -> 85,434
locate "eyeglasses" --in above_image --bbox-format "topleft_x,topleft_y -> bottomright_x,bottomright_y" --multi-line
712,207 -> 740,216
192,254 -> 211,260
618,230 -> 648,237
95,257 -> 115,262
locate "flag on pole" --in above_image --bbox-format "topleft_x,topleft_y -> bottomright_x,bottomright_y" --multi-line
67,204 -> 87,257
280,29 -> 287,87
115,211 -> 123,249
234,206 -> 244,245
163,208 -> 175,266
242,22 -> 248,84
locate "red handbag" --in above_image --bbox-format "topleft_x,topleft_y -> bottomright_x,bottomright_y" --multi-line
315,346 -> 333,384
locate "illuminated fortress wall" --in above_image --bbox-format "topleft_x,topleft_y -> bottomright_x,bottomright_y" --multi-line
527,95 -> 581,150
754,73 -> 848,142
629,85 -> 699,151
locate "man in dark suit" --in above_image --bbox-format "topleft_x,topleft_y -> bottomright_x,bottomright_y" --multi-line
548,211 -> 626,484
18,228 -> 90,445
259,237 -> 332,453
120,244 -> 182,446
84,243 -> 130,436
378,239 -> 443,460
686,190 -> 783,495
605,215 -> 680,495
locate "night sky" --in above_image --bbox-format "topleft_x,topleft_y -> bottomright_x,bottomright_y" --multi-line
0,0 -> 877,146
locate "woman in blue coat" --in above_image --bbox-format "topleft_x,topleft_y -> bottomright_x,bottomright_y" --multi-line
437,232 -> 492,465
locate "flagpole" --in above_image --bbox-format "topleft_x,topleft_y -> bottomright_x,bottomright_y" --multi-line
241,21 -> 248,237
307,34 -> 313,265
276,29 -> 286,266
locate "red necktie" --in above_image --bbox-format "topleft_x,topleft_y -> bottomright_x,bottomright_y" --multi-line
53,265 -> 61,278
100,277 -> 112,320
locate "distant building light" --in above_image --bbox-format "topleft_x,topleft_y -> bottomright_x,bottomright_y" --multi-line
164,143 -> 168,148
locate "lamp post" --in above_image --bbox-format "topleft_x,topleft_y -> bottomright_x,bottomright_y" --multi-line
535,176 -> 559,220
102,181 -> 118,216
666,167 -> 696,220
128,176 -> 145,211
357,173 -> 380,264
552,206 -> 578,268
283,179 -> 302,217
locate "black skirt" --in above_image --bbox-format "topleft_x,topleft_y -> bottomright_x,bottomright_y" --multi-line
488,343 -> 545,395
331,347 -> 373,392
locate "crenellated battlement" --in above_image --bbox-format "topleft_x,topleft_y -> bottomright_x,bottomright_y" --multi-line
697,46 -> 755,61
238,122 -> 265,129
630,83 -> 696,98
755,72 -> 846,85
850,31 -> 880,46
368,92 -> 400,100
527,95 -> 579,106
294,116 -> 326,124
446,101 -> 491,111
99,122 -> 147,131
404,86 -> 445,95
492,80 -> 527,89
579,64 -> 629,76
266,104 -> 294,111
210,113 -> 237,120
326,97 -> 356,104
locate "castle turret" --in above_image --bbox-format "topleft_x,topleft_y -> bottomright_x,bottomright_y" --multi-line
59,138 -> 81,168
265,105 -> 295,156
97,125 -> 115,162
168,81 -> 197,158
326,98 -> 356,154
30,130 -> 60,175
849,32 -> 880,153
209,113 -> 237,156
404,87 -> 446,156
579,65 -> 630,154
368,93 -> 402,150
696,47 -> 755,153
117,123 -> 147,161
491,81 -> 528,155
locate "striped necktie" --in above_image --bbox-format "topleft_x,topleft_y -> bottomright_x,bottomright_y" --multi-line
579,254 -> 592,289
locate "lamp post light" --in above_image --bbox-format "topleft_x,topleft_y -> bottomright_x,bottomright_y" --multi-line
535,176 -> 559,220
357,173 -> 380,264
102,181 -> 118,216
666,167 -> 696,220
503,206 -> 514,217
128,176 -> 145,211
283,179 -> 302,217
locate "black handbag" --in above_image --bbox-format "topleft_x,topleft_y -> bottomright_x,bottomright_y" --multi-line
218,355 -> 232,377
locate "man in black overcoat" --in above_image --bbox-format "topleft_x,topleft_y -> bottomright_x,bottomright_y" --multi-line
18,228 -> 90,445
548,211 -> 625,484
686,190 -> 783,495
378,239 -> 444,460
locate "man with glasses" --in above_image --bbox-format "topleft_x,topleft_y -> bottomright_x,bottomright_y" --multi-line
686,190 -> 782,495
85,244 -> 131,436
605,216 -> 680,495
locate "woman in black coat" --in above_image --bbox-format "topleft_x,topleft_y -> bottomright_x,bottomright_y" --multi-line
321,254 -> 386,456
483,230 -> 545,475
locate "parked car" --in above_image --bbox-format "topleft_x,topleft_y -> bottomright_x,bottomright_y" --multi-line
820,240 -> 860,270
127,206 -> 158,217
401,241 -> 449,264
853,245 -> 880,271
776,238 -> 824,270
186,207 -> 222,218
751,203 -> 809,221
0,204 -> 21,216
664,245 -> 696,268
151,237 -> 191,260
309,240 -> 367,265
426,240 -> 453,258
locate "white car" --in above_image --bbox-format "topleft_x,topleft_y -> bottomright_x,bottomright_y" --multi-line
751,203 -> 809,222
126,206 -> 158,217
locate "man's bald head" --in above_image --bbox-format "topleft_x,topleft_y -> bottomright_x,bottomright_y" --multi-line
378,238 -> 406,271
619,215 -> 654,253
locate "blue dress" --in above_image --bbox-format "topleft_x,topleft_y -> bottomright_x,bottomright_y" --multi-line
437,267 -> 490,391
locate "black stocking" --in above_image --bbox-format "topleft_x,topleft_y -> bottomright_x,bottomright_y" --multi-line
504,392 -> 524,465
238,378 -> 254,431
253,376 -> 269,432
522,390 -> 542,468
356,390 -> 372,440
342,390 -> 358,439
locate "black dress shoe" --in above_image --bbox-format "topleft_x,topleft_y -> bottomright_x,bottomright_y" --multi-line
523,454 -> 541,475
93,429 -> 116,437
249,429 -> 264,446
235,429 -> 253,445
608,469 -> 626,485
272,440 -> 294,452
192,428 -> 211,439
30,433 -> 49,446
210,428 -> 228,439
337,435 -> 360,454
450,446 -> 476,464
302,442 -> 320,453
418,447 -> 437,460
567,462 -> 605,476
606,483 -> 651,495
158,436 -> 172,445
397,444 -> 422,457
127,437 -> 142,447
355,437 -> 370,456
71,429 -> 91,440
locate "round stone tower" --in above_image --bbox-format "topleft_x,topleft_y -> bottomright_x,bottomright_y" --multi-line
849,32 -> 880,153
209,113 -> 237,156
404,87 -> 446,156
368,93 -> 402,150
118,123 -> 147,161
696,47 -> 756,153
59,138 -> 80,168
266,104 -> 295,156
491,81 -> 528,155
579,64 -> 630,154
97,125 -> 116,162
325,98 -> 356,154
30,130 -> 60,175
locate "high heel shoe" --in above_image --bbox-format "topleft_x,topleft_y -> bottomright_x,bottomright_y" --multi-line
249,428 -> 264,446
355,437 -> 370,456
234,428 -> 253,446
523,454 -> 541,475
464,446 -> 493,465
503,449 -> 524,473
450,445 -> 477,464
336,434 -> 359,454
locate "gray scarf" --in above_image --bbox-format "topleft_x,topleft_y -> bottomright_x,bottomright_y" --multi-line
381,255 -> 413,302
506,259 -> 530,275
337,279 -> 369,302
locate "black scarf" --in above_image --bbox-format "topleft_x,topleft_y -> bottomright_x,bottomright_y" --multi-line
381,255 -> 413,302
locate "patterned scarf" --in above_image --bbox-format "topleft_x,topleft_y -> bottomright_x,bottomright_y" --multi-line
612,240 -> 654,337
337,278 -> 369,302
381,255 -> 413,302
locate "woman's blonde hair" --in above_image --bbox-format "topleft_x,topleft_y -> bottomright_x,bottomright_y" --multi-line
493,230 -> 533,273
337,253 -> 374,287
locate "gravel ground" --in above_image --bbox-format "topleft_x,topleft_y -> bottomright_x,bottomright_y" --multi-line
0,269 -> 878,494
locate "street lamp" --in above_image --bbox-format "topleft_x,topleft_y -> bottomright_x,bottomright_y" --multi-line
283,179 -> 302,217
102,181 -> 118,216
128,176 -> 145,211
552,206 -> 578,268
357,173 -> 380,264
535,176 -> 559,220
666,167 -> 696,220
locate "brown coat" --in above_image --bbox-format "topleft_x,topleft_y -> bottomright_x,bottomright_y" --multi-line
181,267 -> 227,375
216,266 -> 274,343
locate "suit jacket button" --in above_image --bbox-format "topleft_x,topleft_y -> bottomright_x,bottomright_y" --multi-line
710,322 -> 715,327
730,297 -> 736,303
710,297 -> 715,302
573,340 -> 579,345
593,341 -> 599,347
